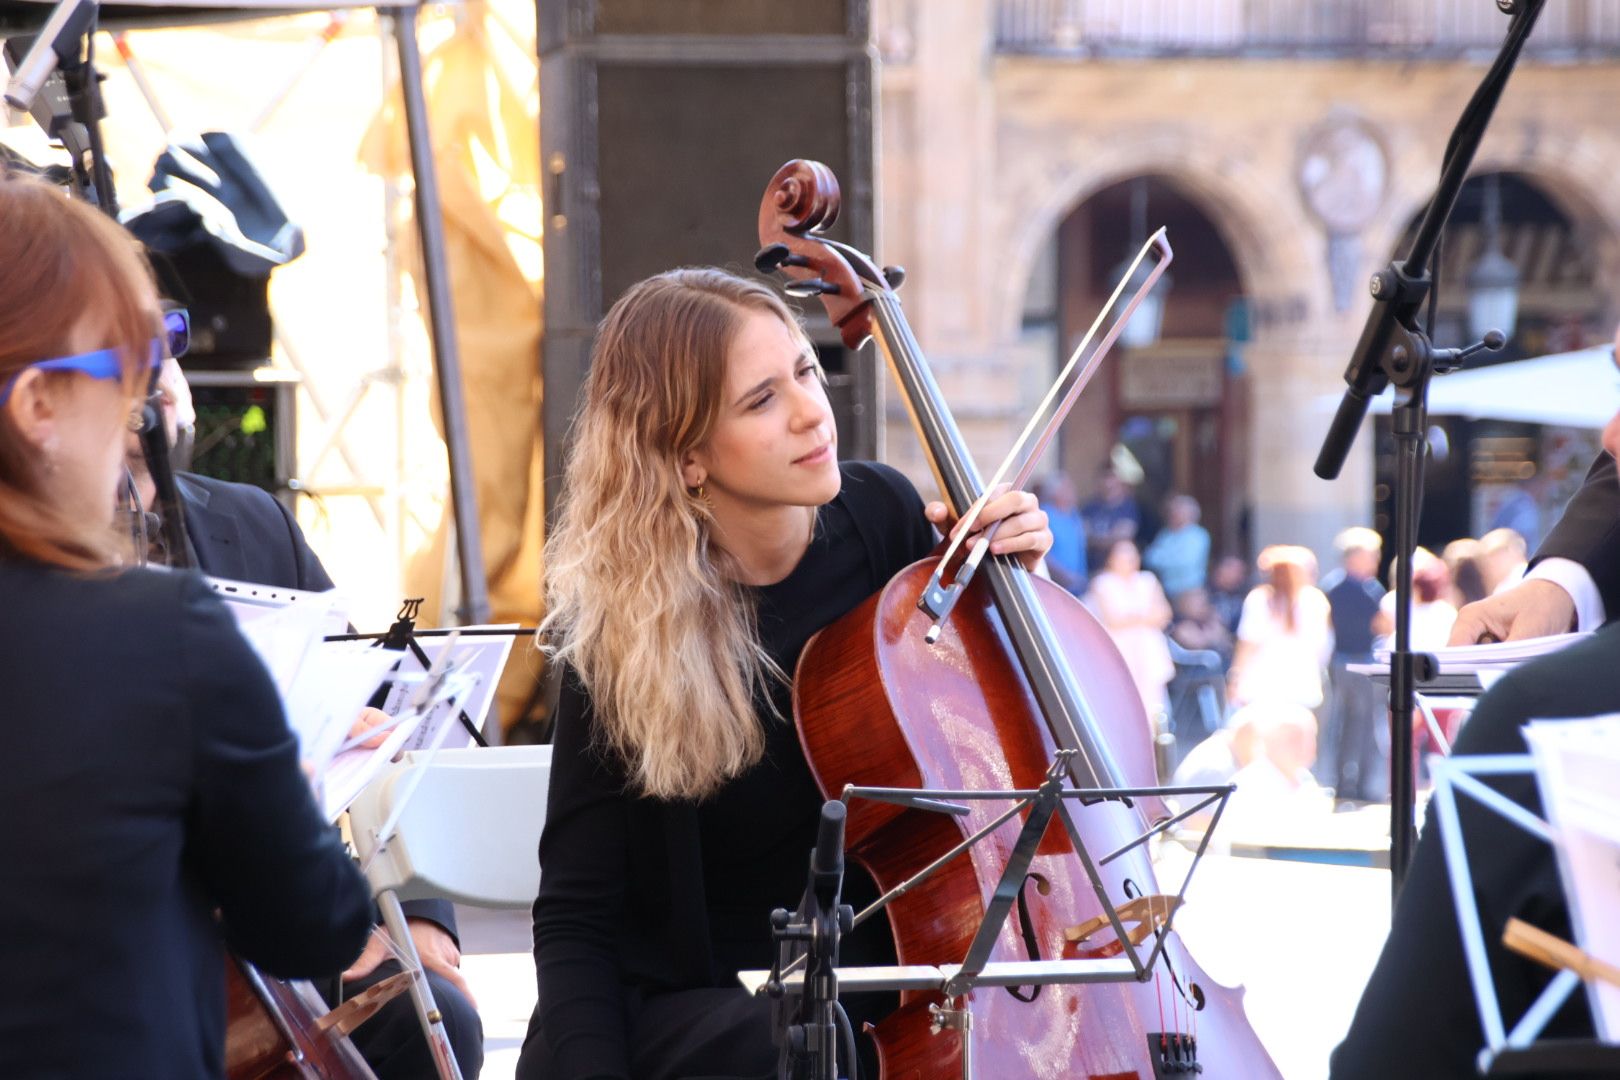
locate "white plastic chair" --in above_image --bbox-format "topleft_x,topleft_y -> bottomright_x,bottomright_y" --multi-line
348,744 -> 551,908
345,744 -> 552,1078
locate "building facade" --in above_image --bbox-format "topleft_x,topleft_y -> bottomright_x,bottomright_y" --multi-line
872,0 -> 1620,563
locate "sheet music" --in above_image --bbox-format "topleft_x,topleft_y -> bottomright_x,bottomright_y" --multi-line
1349,631 -> 1589,684
368,626 -> 519,753
207,575 -> 410,813
210,576 -> 345,698
319,654 -> 479,822
208,579 -> 518,818
207,575 -> 378,755
1525,715 -> 1620,1039
1381,632 -> 1588,674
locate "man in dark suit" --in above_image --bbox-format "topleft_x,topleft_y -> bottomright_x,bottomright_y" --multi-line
174,471 -> 336,591
128,371 -> 483,1079
1452,330 -> 1620,645
1334,406 -> 1620,1077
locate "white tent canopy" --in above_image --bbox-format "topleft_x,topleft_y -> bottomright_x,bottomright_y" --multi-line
1362,345 -> 1620,428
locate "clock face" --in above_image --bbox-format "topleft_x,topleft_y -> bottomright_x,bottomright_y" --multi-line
1298,116 -> 1390,234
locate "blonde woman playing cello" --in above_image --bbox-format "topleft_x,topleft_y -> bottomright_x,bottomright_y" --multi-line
517,267 -> 1050,1080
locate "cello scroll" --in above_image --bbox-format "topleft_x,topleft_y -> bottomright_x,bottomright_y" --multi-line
755,160 -> 887,350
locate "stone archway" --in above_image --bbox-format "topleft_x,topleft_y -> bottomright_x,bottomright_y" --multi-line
1369,151 -> 1620,337
1368,164 -> 1620,557
985,134 -> 1353,561
990,134 -> 1326,353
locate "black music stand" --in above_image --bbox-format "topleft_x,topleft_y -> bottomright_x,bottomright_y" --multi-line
744,751 -> 1234,1080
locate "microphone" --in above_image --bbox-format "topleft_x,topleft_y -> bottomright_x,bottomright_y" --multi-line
4,0 -> 99,113
810,801 -> 846,915
1314,263 -> 1423,480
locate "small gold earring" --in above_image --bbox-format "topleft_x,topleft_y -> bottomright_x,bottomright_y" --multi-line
697,483 -> 706,500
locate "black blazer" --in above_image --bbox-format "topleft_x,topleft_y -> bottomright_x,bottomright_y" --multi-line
1533,451 -> 1620,620
0,559 -> 374,1079
175,472 -> 459,941
179,473 -> 335,591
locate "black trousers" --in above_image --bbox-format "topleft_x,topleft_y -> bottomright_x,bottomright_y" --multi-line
627,986 -> 889,1080
1323,660 -> 1388,802
318,962 -> 484,1080
629,988 -> 776,1080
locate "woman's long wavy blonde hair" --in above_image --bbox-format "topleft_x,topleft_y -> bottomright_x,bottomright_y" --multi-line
540,267 -> 815,801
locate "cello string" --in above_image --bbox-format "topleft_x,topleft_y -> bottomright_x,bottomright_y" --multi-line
1156,963 -> 1167,1047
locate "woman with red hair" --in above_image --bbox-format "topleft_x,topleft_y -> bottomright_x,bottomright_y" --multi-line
0,175 -> 372,1077
1227,544 -> 1334,710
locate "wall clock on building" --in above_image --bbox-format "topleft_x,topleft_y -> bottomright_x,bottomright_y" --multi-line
1298,113 -> 1390,310
1297,113 -> 1390,234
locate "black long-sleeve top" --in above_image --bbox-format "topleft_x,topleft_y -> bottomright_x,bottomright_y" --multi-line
519,461 -> 935,1080
0,558 -> 375,1078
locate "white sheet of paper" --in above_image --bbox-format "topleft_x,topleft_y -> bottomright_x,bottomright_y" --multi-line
290,643 -> 401,771
209,576 -> 341,704
1372,632 -> 1589,675
1525,715 -> 1620,1039
209,576 -> 348,632
320,705 -> 424,822
205,575 -> 393,764
321,661 -> 480,821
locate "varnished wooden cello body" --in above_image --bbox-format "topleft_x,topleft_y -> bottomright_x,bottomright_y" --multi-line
225,957 -> 379,1079
762,160 -> 1281,1079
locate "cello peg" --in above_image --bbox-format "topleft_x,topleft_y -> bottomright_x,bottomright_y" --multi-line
753,243 -> 810,274
783,277 -> 841,298
882,265 -> 906,289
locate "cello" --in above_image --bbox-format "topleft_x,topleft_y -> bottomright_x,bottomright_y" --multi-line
225,957 -> 380,1079
759,160 -> 1282,1079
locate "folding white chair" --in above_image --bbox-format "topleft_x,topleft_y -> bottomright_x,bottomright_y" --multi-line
346,745 -> 552,1079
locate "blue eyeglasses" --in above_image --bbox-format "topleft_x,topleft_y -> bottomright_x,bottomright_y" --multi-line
0,308 -> 190,408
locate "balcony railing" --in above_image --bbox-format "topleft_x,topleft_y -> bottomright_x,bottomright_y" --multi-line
996,1 -> 1620,59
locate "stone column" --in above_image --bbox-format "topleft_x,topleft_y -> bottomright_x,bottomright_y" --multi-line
874,0 -> 1010,491
1243,324 -> 1376,566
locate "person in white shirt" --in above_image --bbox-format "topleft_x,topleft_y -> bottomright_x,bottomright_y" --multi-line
1227,545 -> 1334,710
1371,546 -> 1459,652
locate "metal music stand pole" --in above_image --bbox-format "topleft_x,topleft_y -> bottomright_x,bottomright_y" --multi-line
384,5 -> 491,627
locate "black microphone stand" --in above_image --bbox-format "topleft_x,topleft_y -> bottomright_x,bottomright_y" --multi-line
768,800 -> 854,1080
137,402 -> 193,570
1314,0 -> 1544,898
59,27 -> 116,219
